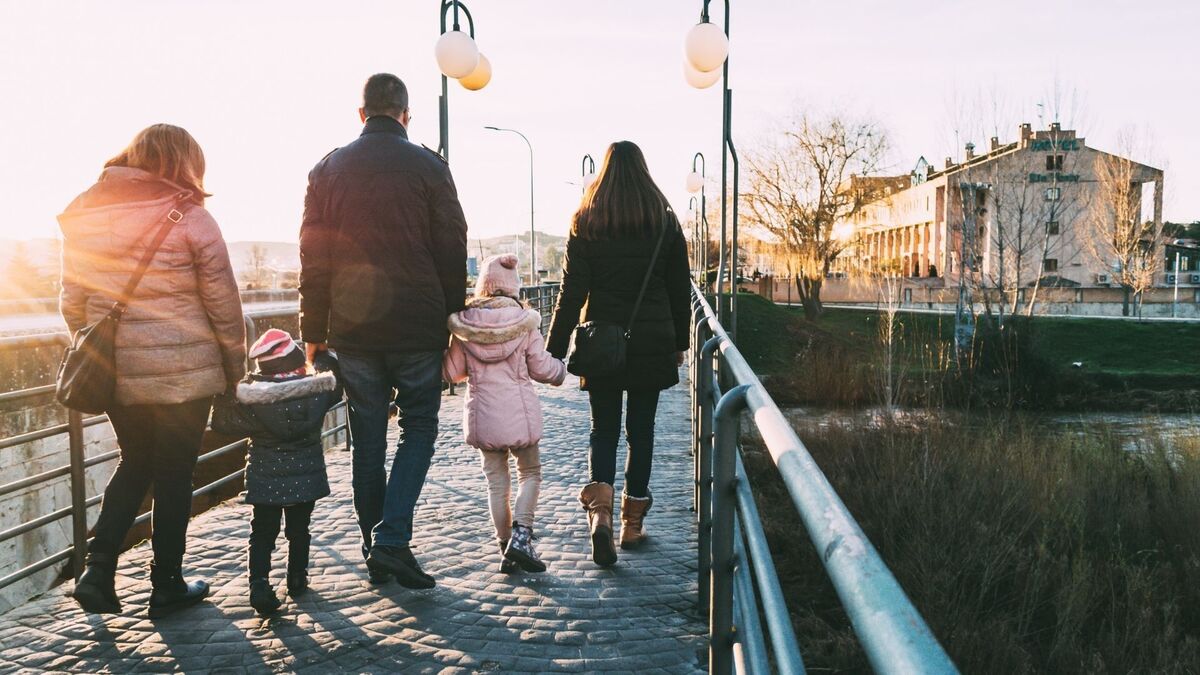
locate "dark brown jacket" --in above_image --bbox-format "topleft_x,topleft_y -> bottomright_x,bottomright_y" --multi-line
299,116 -> 469,353
58,167 -> 246,405
546,218 -> 691,391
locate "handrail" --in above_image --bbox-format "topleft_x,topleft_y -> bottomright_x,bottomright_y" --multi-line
690,283 -> 957,675
0,287 -> 562,596
0,305 -> 349,593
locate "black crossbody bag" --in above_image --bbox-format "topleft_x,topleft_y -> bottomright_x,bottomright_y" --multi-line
567,209 -> 671,378
56,203 -> 185,413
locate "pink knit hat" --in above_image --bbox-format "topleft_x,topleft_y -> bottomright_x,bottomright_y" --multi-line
475,254 -> 521,298
248,328 -> 304,376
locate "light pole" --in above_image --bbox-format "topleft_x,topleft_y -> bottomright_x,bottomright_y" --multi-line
436,1 -> 491,161
683,1 -> 737,339
581,154 -> 596,195
686,152 -> 708,289
485,126 -> 536,285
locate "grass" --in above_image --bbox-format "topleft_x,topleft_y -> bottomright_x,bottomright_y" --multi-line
743,420 -> 1200,674
737,294 -> 1200,410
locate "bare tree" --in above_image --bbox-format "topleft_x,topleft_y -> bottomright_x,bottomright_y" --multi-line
1084,130 -> 1162,316
246,244 -> 269,290
742,111 -> 890,320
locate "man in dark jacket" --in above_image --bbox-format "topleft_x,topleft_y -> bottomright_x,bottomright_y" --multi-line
299,73 -> 468,589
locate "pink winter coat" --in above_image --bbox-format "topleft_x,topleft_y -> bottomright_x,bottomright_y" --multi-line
443,296 -> 567,451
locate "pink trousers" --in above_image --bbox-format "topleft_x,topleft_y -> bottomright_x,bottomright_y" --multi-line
479,445 -> 541,541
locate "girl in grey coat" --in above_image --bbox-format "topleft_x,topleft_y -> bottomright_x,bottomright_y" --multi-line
212,328 -> 341,615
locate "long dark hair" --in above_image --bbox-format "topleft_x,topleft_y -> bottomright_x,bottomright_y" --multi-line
572,141 -> 674,240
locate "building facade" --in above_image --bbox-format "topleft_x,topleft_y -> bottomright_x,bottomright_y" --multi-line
836,123 -> 1167,294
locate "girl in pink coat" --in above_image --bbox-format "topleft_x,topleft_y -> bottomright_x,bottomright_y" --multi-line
443,254 -> 566,573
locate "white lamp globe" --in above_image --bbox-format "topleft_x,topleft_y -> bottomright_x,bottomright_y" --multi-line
435,30 -> 480,79
683,60 -> 722,89
686,171 -> 705,193
684,22 -> 729,73
459,53 -> 492,90
583,172 -> 597,189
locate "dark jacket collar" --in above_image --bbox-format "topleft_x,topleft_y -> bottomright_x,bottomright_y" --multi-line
362,115 -> 409,139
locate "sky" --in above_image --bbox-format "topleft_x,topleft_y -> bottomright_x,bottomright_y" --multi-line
1,0 -> 1197,246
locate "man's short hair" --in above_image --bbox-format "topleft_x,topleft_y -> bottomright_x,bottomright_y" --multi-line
362,73 -> 409,118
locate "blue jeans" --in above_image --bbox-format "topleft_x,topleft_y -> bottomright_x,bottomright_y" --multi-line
339,350 -> 443,554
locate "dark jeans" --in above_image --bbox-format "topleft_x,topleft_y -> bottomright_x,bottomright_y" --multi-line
339,350 -> 442,554
248,501 -> 315,580
587,388 -> 661,498
89,397 -> 213,570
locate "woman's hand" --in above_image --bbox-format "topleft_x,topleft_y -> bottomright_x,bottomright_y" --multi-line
675,351 -> 685,366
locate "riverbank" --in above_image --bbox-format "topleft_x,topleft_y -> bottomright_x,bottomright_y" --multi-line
742,418 -> 1200,673
736,293 -> 1200,412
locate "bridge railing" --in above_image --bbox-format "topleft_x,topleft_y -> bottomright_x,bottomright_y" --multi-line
690,284 -> 957,675
0,285 -> 562,598
0,306 -> 348,595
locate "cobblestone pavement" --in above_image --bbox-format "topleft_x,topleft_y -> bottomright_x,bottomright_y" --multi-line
0,372 -> 706,673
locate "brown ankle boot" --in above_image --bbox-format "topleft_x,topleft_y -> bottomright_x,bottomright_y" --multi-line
620,492 -> 652,550
579,482 -> 617,567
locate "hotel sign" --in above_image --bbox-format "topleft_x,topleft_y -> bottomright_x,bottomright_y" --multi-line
1030,173 -> 1080,182
1030,139 -> 1081,151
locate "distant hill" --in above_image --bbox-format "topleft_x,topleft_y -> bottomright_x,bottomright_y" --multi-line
227,241 -> 300,276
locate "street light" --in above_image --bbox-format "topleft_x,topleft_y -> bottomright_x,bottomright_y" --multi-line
687,152 -> 708,288
485,126 -> 536,286
581,154 -> 596,194
437,1 -> 491,161
683,0 -> 738,339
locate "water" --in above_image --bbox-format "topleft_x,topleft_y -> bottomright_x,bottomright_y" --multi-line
778,406 -> 1200,453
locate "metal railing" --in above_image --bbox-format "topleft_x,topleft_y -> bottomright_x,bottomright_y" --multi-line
690,283 -> 957,674
520,283 -> 559,334
0,307 -> 347,593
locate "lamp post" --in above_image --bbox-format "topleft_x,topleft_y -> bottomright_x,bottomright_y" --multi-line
683,1 -> 737,339
689,196 -> 701,282
436,1 -> 491,161
686,152 -> 708,289
485,126 -> 536,285
581,154 -> 596,195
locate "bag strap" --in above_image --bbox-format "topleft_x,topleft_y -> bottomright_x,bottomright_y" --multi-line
624,208 -> 673,335
112,200 -> 186,317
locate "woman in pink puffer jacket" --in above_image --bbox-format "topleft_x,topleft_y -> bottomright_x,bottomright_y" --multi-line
443,254 -> 566,574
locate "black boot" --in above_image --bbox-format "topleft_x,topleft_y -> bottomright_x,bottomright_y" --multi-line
286,541 -> 309,596
148,564 -> 209,619
504,523 -> 547,573
498,540 -> 519,574
367,544 -> 435,589
71,554 -> 120,614
249,578 -> 281,615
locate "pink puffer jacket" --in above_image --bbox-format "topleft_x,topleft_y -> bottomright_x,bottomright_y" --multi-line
443,296 -> 566,451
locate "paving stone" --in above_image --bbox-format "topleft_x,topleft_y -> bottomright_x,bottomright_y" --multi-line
0,372 -> 706,672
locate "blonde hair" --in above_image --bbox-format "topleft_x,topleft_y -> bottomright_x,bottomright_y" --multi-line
105,124 -> 210,204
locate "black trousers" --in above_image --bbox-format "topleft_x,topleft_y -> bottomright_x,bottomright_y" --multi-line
587,388 -> 661,498
89,397 -> 213,571
248,501 -> 315,580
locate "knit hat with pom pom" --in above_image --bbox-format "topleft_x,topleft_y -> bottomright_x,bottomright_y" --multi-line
475,254 -> 522,298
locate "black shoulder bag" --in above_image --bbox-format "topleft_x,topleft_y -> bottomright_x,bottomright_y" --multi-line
55,203 -> 185,413
567,209 -> 671,379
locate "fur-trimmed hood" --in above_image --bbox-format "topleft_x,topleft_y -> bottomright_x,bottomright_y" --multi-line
448,296 -> 541,363
235,370 -> 338,405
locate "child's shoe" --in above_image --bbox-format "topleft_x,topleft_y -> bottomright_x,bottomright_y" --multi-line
504,523 -> 546,573
286,571 -> 308,596
249,578 -> 281,615
497,540 -> 519,574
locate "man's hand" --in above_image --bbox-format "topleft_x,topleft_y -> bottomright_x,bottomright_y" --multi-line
675,351 -> 685,366
306,342 -> 328,365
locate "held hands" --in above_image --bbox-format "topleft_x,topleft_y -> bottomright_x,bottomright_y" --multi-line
675,351 -> 685,366
306,342 -> 328,365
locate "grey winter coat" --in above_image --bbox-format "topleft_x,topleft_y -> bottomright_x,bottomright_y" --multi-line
58,167 -> 247,405
211,370 -> 341,506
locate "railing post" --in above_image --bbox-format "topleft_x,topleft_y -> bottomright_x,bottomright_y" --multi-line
711,384 -> 750,675
67,410 -> 87,580
697,335 -> 721,613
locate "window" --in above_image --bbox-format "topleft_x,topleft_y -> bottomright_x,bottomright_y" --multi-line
1043,258 -> 1059,273
1045,187 -> 1061,201
1045,154 -> 1064,171
1047,220 -> 1060,235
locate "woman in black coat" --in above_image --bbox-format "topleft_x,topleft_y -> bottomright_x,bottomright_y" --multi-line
546,141 -> 691,567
